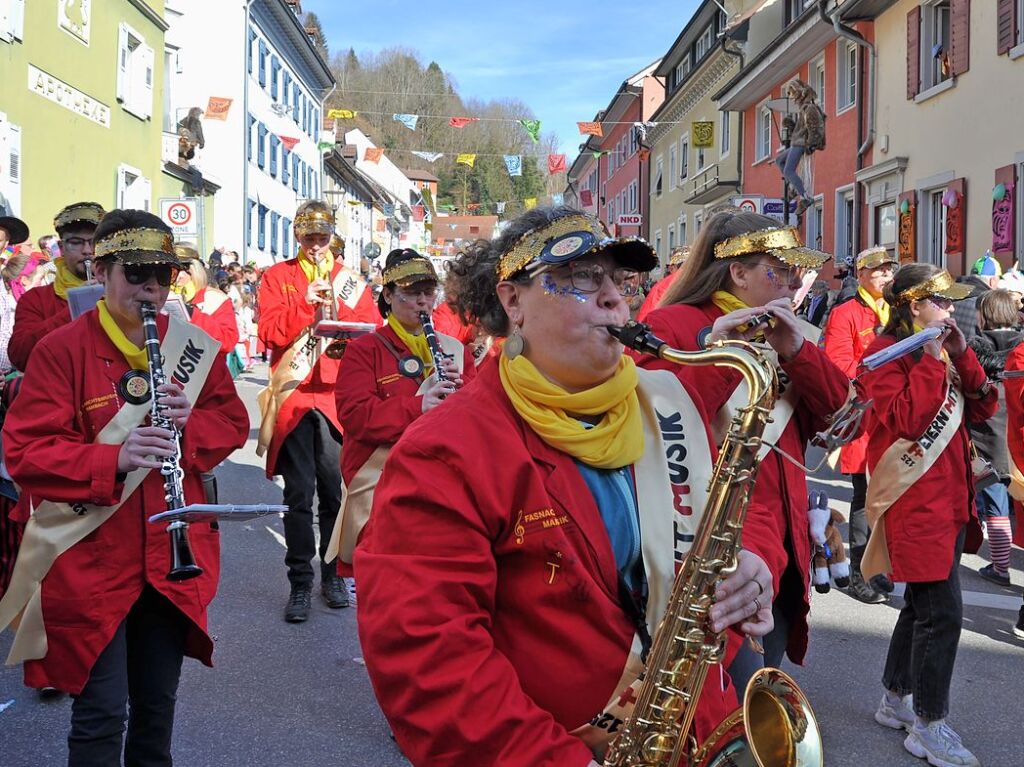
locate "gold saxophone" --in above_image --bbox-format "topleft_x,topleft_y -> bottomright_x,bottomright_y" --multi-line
604,321 -> 822,767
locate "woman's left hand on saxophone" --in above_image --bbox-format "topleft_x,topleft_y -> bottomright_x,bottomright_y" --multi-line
708,549 -> 775,636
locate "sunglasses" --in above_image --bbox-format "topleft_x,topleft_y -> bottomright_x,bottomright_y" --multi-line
119,261 -> 180,287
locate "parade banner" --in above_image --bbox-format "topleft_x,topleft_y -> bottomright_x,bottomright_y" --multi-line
205,96 -> 232,120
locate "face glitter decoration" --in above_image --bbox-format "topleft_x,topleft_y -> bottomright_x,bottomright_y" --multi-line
763,267 -> 784,290
541,274 -> 588,303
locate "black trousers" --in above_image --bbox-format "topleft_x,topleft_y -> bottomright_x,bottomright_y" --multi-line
882,527 -> 966,721
849,472 -> 870,564
68,587 -> 189,767
276,409 -> 342,585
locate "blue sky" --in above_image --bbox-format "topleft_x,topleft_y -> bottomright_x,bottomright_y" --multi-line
303,0 -> 703,153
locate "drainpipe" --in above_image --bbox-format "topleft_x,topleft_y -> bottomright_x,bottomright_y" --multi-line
820,0 -> 875,258
241,0 -> 256,266
719,40 -> 745,212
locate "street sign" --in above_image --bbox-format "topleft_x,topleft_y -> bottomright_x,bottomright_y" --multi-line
734,197 -> 762,214
617,214 -> 643,226
159,197 -> 199,236
762,198 -> 797,222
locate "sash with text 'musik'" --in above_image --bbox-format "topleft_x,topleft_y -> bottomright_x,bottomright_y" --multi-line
0,318 -> 218,665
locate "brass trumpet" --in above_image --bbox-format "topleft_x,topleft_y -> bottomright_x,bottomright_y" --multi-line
312,281 -> 348,359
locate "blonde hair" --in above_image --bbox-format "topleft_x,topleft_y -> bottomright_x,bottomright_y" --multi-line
189,260 -> 209,292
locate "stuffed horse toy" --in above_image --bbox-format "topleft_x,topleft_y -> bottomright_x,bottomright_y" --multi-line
808,491 -> 851,593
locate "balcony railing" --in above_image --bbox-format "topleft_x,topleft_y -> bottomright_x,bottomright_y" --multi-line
684,162 -> 740,205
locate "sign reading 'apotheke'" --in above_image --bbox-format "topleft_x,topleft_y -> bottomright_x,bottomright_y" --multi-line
27,65 -> 110,128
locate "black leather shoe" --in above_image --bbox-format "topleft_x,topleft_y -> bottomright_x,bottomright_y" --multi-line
846,571 -> 886,604
869,573 -> 895,594
284,584 -> 312,623
321,574 -> 349,609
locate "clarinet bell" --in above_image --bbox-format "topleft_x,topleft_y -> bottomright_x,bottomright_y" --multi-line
167,520 -> 203,581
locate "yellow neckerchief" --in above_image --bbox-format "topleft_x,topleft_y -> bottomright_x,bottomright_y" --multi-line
172,281 -> 197,303
298,248 -> 333,284
498,353 -> 643,470
710,290 -> 749,316
387,312 -> 434,375
96,299 -> 148,370
858,285 -> 890,328
52,257 -> 85,300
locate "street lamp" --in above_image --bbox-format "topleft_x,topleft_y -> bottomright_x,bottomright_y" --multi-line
767,96 -> 797,226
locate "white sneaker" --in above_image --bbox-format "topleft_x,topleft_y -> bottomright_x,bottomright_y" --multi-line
904,719 -> 980,767
875,692 -> 915,731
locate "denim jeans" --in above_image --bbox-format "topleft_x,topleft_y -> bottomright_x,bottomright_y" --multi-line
276,409 -> 343,586
881,527 -> 966,721
975,481 -> 1010,518
775,146 -> 808,199
68,587 -> 189,767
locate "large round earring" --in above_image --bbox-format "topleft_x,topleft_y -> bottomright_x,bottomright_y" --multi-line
503,326 -> 525,359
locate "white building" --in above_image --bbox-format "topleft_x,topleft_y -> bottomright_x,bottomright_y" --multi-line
164,0 -> 334,265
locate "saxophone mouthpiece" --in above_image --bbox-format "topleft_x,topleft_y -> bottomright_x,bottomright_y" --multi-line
606,321 -> 666,357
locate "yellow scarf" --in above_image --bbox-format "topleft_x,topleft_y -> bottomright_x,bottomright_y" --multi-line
298,248 -> 333,284
710,290 -> 749,316
52,257 -> 85,301
858,285 -> 890,328
387,313 -> 434,375
172,281 -> 197,303
498,353 -> 643,469
96,299 -> 148,371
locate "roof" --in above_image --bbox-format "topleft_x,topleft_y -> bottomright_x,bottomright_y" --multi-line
433,215 -> 499,243
254,0 -> 334,93
653,0 -> 722,78
403,168 -> 440,183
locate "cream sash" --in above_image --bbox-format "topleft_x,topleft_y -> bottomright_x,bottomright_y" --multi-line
861,384 -> 964,580
0,319 -> 219,665
256,267 -> 369,458
710,320 -> 820,456
325,333 -> 465,565
571,368 -> 713,754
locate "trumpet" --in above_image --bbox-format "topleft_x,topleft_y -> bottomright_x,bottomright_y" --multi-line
312,281 -> 348,360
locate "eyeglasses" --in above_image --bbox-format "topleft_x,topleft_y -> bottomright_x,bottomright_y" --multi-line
754,261 -> 805,285
394,285 -> 438,300
63,237 -> 94,248
119,261 -> 180,287
926,296 -> 954,310
551,262 -> 641,296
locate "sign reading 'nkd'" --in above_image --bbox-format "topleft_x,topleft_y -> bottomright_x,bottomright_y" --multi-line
617,214 -> 643,226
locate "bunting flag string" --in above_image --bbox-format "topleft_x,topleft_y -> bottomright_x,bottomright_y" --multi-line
328,108 -> 357,119
279,135 -> 301,152
503,155 -> 523,177
449,116 -> 480,128
519,119 -> 542,144
577,121 -> 603,137
392,113 -> 419,131
456,153 -> 477,168
411,151 -> 444,162
547,154 -> 567,175
524,198 -> 538,210
364,147 -> 384,163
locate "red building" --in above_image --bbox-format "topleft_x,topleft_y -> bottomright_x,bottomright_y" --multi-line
716,2 -> 881,276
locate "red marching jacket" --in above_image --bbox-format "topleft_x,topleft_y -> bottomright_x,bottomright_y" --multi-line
190,288 -> 240,354
257,257 -> 379,476
861,338 -> 996,582
638,301 -> 851,664
7,283 -> 71,372
822,294 -> 882,473
335,323 -> 477,485
1,310 -> 248,694
354,362 -> 786,767
636,272 -> 679,322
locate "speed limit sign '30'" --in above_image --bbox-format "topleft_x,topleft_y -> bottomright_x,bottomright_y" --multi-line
160,198 -> 199,236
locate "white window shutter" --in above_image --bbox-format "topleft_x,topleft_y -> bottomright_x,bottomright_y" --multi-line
138,176 -> 152,212
140,44 -> 154,119
116,24 -> 129,103
117,165 -> 129,208
0,1 -> 10,43
11,0 -> 23,39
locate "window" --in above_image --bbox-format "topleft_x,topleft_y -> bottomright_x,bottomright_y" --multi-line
608,198 -> 616,227
805,199 -> 824,251
786,0 -> 815,24
629,181 -> 637,213
694,211 -> 704,235
116,23 -> 154,120
669,145 -> 677,190
247,27 -> 256,74
668,224 -> 676,251
283,72 -> 291,107
162,50 -> 175,132
812,55 -> 826,104
301,162 -> 308,197
282,217 -> 292,259
876,202 -> 898,248
629,126 -> 638,156
680,136 -> 689,180
257,204 -> 267,250
920,1 -> 952,92
0,117 -> 22,215
269,135 -> 279,177
720,111 -> 731,157
679,214 -> 687,245
835,188 -> 854,264
257,123 -> 267,169
925,189 -> 947,267
697,144 -> 706,172
281,147 -> 290,184
311,108 -> 319,139
292,85 -> 300,122
695,25 -> 714,61
258,40 -> 267,87
247,114 -> 255,161
270,211 -> 280,255
292,154 -> 299,191
674,56 -> 691,88
756,103 -> 772,161
654,230 -> 663,258
270,56 -> 280,99
653,155 -> 664,197
837,41 -> 857,112
116,163 -> 151,211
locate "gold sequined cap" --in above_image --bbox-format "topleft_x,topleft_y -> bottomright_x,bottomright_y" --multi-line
713,226 -> 831,268
95,227 -> 180,264
54,202 -> 106,232
668,245 -> 690,267
383,257 -> 437,286
856,245 -> 898,271
293,203 -> 334,237
497,213 -> 656,280
896,270 -> 973,304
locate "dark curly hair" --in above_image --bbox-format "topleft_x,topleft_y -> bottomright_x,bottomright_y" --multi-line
446,206 -> 582,336
93,209 -> 172,261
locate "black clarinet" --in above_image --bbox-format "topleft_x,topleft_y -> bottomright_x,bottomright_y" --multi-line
418,311 -> 450,385
141,302 -> 202,581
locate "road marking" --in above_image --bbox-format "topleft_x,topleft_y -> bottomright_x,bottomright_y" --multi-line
266,526 -> 286,549
808,476 -> 854,490
892,583 -> 1022,612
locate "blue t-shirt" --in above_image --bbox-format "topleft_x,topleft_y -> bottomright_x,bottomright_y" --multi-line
574,460 -> 644,594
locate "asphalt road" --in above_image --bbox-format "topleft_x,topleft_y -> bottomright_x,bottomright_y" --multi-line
1,368 -> 1022,766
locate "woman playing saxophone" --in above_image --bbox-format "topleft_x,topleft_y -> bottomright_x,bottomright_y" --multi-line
355,207 -> 786,767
